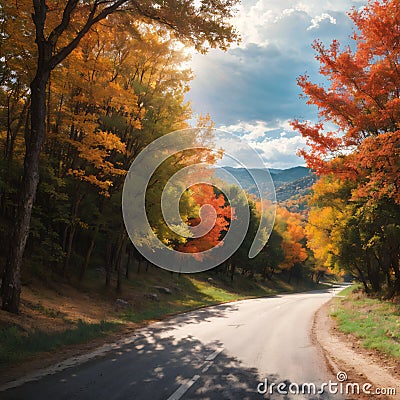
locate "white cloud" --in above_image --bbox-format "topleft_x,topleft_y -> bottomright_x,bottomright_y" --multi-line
254,135 -> 306,157
215,120 -> 308,169
231,0 -> 359,46
308,13 -> 337,30
248,135 -> 307,168
220,120 -> 277,141
187,0 -> 360,167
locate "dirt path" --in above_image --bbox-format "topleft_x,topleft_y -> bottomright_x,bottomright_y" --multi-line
313,300 -> 400,399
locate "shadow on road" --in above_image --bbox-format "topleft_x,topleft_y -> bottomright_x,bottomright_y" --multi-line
151,302 -> 241,330
2,326 -> 342,400
149,286 -> 341,332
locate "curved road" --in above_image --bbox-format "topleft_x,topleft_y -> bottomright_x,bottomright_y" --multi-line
2,288 -> 345,399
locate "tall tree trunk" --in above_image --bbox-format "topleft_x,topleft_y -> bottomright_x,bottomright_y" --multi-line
116,236 -> 127,292
392,262 -> 400,297
270,266 -> 275,280
125,247 -> 132,280
230,262 -> 235,281
366,250 -> 380,293
9,100 -> 30,164
4,93 -> 12,160
105,240 -> 113,288
1,0 -> 142,312
1,67 -> 50,313
287,267 -> 293,284
355,265 -> 370,293
80,226 -> 98,281
63,224 -> 77,277
63,192 -> 83,276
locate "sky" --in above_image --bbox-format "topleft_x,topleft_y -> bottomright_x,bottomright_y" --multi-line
186,0 -> 366,169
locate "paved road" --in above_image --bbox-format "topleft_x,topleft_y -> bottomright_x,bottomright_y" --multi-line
2,287 -> 345,400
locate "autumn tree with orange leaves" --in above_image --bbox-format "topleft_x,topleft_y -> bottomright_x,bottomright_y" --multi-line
178,184 -> 231,255
0,0 -> 239,313
0,0 -> 241,313
274,207 -> 307,282
293,0 -> 400,296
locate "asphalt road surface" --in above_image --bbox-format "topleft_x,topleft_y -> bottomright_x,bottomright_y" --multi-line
1,287 -> 346,400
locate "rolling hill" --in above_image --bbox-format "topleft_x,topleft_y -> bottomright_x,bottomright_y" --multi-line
214,166 -> 316,214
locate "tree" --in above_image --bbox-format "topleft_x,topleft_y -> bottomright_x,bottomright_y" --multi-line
1,0 -> 239,312
304,174 -> 400,295
291,0 -> 400,204
178,183 -> 231,255
261,228 -> 284,281
305,176 -> 349,275
292,0 -> 400,295
275,207 -> 307,277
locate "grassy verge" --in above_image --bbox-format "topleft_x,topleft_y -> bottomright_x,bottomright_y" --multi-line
331,285 -> 400,359
0,320 -> 120,366
118,272 -> 328,323
0,268 -> 329,368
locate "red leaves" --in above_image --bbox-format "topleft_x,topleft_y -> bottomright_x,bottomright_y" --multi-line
291,119 -> 342,175
350,0 -> 400,59
292,0 -> 400,204
178,183 -> 232,254
349,131 -> 400,204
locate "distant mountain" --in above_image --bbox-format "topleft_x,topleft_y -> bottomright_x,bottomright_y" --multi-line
214,166 -> 315,212
275,175 -> 316,201
216,166 -> 312,190
267,168 -> 285,175
271,166 -> 313,186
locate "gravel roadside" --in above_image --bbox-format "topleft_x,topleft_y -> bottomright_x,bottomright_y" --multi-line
313,300 -> 400,400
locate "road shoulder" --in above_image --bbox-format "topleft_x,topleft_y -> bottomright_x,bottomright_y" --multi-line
313,300 -> 400,398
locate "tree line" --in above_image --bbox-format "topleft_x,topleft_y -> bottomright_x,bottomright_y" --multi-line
293,0 -> 400,297
2,0 -> 397,316
0,0 -> 311,314
0,0 -> 241,313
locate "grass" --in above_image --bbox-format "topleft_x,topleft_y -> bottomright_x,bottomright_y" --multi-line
118,277 -> 251,323
0,320 -> 120,366
0,266 -> 330,369
30,302 -> 66,319
118,272 -> 329,323
331,285 -> 400,359
334,284 -> 355,297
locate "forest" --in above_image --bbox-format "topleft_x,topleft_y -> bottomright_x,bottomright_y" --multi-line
0,0 -> 399,316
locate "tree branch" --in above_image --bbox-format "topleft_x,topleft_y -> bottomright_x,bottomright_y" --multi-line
47,0 -> 80,46
48,0 -> 128,71
130,0 -> 179,32
32,0 -> 47,44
